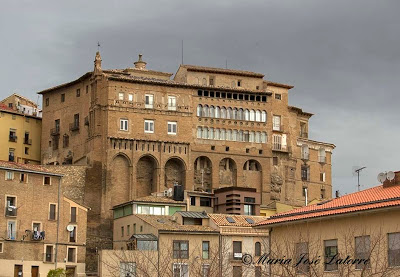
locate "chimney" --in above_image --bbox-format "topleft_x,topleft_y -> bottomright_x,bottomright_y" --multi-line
383,171 -> 400,188
134,54 -> 147,70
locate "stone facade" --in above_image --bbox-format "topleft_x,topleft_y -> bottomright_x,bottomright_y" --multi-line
38,52 -> 334,272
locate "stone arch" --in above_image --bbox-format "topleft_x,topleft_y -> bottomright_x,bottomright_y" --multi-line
243,159 -> 262,191
194,156 -> 212,191
164,157 -> 186,189
111,154 -> 131,206
136,155 -> 158,197
219,158 -> 237,186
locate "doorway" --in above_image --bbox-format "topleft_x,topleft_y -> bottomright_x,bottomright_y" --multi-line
31,266 -> 39,277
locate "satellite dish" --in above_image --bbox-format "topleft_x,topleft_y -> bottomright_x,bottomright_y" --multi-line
387,171 -> 395,181
66,225 -> 75,232
377,172 -> 387,183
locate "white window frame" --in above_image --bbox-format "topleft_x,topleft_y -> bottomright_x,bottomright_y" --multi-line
173,263 -> 189,277
202,264 -> 210,277
167,121 -> 177,135
44,244 -> 55,263
144,120 -> 154,133
321,172 -> 326,183
118,92 -> 124,101
43,176 -> 51,186
120,119 -> 129,131
145,94 -> 154,109
168,96 -> 177,111
128,94 -> 133,102
7,219 -> 17,240
120,262 -> 136,277
273,115 -> 281,131
5,171 -> 14,180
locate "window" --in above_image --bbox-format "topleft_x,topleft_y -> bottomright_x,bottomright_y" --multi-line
319,148 -> 326,163
0,242 -> 3,253
244,204 -> 255,215
301,144 -> 309,160
127,225 -> 130,236
144,120 -> 154,133
118,92 -> 124,100
73,114 -> 79,129
6,196 -> 17,216
202,241 -> 210,259
44,176 -> 51,185
300,122 -> 308,138
209,77 -> 214,86
275,93 -> 281,100
45,245 -> 54,262
273,115 -> 281,131
69,226 -> 77,243
233,241 -> 242,260
5,171 -> 14,180
76,89 -> 80,97
8,103 -> 13,108
296,242 -> 309,273
121,226 -> 124,237
255,242 -> 261,256
63,135 -> 69,148
355,236 -> 370,269
67,247 -> 76,263
261,111 -> 267,122
61,94 -> 65,102
24,147 -> 29,155
237,80 -> 241,87
190,196 -> 196,206
7,220 -> 16,240
70,207 -> 77,223
168,96 -> 177,110
200,197 -> 211,207
173,241 -> 189,259
145,94 -> 154,108
8,148 -> 15,162
168,122 -> 177,135
320,172 -> 326,182
20,173 -> 27,183
33,222 -> 41,232
54,119 -> 60,133
128,94 -> 133,102
120,262 -> 136,277
120,119 -> 128,131
202,264 -> 210,277
45,98 -> 49,106
301,166 -> 310,182
233,266 -> 242,277
173,263 -> 189,277
9,129 -> 17,142
324,239 -> 338,271
255,266 -> 261,277
86,85 -> 89,94
272,134 -> 282,150
197,105 -> 202,117
388,232 -> 400,267
49,204 -> 57,220
273,157 -> 278,166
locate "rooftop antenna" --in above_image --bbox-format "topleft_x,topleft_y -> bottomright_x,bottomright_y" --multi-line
181,40 -> 184,65
97,42 -> 101,51
353,166 -> 366,191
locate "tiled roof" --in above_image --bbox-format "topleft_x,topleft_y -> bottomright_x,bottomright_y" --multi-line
209,214 -> 269,227
112,195 -> 185,209
176,211 -> 209,219
0,161 -> 63,176
180,64 -> 265,78
257,184 -> 400,226
135,214 -> 218,233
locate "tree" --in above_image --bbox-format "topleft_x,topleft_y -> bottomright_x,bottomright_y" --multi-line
47,268 -> 66,277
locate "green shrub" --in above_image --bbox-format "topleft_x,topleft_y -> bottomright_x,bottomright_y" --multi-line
47,268 -> 66,277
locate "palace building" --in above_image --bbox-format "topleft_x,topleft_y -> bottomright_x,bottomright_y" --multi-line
38,52 -> 334,271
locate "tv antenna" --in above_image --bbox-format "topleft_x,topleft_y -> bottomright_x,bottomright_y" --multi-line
353,166 -> 366,191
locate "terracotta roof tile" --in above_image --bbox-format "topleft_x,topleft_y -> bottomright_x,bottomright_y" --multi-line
181,64 -> 265,78
0,161 -> 63,176
257,184 -> 400,226
209,214 -> 269,227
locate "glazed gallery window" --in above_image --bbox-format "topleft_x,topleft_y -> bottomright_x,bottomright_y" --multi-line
144,120 -> 154,133
145,94 -> 154,108
120,119 -> 128,131
168,96 -> 177,110
167,122 -> 177,135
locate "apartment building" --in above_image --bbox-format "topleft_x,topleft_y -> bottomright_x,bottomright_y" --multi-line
0,161 -> 87,277
0,101 -> 41,164
38,51 -> 334,270
1,93 -> 42,117
256,171 -> 400,276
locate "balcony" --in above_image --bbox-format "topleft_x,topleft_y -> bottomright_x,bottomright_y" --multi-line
44,253 -> 54,263
272,125 -> 284,133
5,206 -> 17,217
50,128 -> 60,136
69,122 -> 80,131
9,135 -> 17,142
31,231 -> 45,241
272,145 -> 291,153
24,138 -> 32,145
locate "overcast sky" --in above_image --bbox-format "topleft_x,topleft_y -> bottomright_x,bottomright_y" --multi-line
1,0 -> 399,194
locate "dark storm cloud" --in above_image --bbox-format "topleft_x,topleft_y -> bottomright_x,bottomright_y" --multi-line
1,0 -> 399,194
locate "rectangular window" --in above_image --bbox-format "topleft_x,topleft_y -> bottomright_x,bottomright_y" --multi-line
73,114 -> 79,129
67,247 -> 76,263
202,264 -> 210,277
272,134 -> 282,150
173,263 -> 189,277
144,120 -> 154,133
49,204 -> 57,220
301,166 -> 310,182
45,98 -> 49,106
45,245 -> 54,262
7,220 -> 16,240
120,262 -> 136,277
76,89 -> 80,97
121,226 -> 124,237
5,171 -> 14,180
0,242 -> 3,253
324,239 -> 338,271
118,92 -> 124,100
190,196 -> 196,206
25,147 -> 29,155
128,94 -> 133,102
71,207 -> 77,223
273,115 -> 281,131
63,135 -> 69,148
44,176 -> 51,185
296,242 -> 309,273
173,241 -> 189,259
202,241 -> 209,259
244,204 -> 255,215
69,226 -> 77,243
168,96 -> 177,111
320,172 -> 326,182
127,225 -> 130,236
20,173 -> 27,183
9,129 -> 17,142
167,122 -> 177,135
120,119 -> 128,131
275,93 -> 282,100
200,197 -> 211,207
145,94 -> 154,109
233,241 -> 242,260
6,196 -> 17,216
233,266 -> 242,277
61,93 -> 65,102
388,232 -> 400,267
86,85 -> 89,94
8,148 -> 15,162
355,236 -> 370,269
273,156 -> 278,166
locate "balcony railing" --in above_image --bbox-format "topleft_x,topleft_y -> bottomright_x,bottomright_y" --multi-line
44,253 -> 54,263
24,138 -> 32,145
31,231 -> 45,241
272,125 -> 284,132
9,135 -> 17,142
50,128 -> 60,136
69,122 -> 80,131
5,206 -> 17,216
